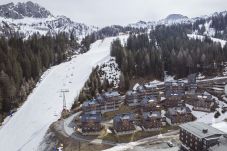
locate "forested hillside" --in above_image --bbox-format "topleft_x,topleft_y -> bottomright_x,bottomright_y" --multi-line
0,33 -> 78,121
80,26 -> 145,53
111,24 -> 227,90
193,12 -> 227,40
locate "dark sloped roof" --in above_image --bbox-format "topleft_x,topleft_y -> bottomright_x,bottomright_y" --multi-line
180,122 -> 225,139
143,111 -> 161,119
113,113 -> 134,123
81,113 -> 101,122
103,91 -> 120,98
167,106 -> 191,115
82,99 -> 98,107
140,95 -> 157,106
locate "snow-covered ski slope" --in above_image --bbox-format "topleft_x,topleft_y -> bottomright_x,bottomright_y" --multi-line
0,35 -> 128,151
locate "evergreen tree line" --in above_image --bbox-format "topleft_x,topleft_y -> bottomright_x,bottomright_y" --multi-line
0,33 -> 77,121
193,13 -> 227,40
80,25 -> 146,53
111,25 -> 227,90
73,67 -> 113,106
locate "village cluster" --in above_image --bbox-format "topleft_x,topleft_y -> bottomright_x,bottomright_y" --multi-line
76,74 -> 227,150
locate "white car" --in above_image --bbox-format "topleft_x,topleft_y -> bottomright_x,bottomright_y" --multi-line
167,141 -> 174,147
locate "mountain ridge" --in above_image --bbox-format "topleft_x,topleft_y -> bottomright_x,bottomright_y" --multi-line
128,11 -> 227,29
0,1 -> 98,39
0,1 -> 53,19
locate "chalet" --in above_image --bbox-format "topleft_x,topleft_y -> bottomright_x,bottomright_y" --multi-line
113,113 -> 135,135
165,106 -> 194,125
187,74 -> 197,95
82,91 -> 123,114
81,113 -> 102,135
193,94 -> 216,112
125,90 -> 143,107
179,122 -> 226,151
142,111 -> 162,131
165,80 -> 185,96
164,81 -> 185,108
143,82 -> 161,96
140,95 -> 160,112
136,85 -> 160,97
97,91 -> 122,113
126,82 -> 162,107
163,91 -> 185,107
82,99 -> 101,114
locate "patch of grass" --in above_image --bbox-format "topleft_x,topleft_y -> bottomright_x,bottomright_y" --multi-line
100,126 -> 178,143
161,125 -> 179,133
102,104 -> 133,121
133,131 -> 160,140
102,131 -> 160,143
101,133 -> 117,142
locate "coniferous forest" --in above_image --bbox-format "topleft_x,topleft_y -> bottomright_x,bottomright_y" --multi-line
111,25 -> 227,89
0,33 -> 77,121
193,12 -> 227,40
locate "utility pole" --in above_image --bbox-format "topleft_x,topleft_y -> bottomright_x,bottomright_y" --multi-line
60,89 -> 69,110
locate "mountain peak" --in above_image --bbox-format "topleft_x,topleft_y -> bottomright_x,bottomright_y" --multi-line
165,14 -> 188,20
0,1 -> 53,19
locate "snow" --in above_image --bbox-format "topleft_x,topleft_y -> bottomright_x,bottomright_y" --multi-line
0,35 -> 128,151
186,102 -> 227,125
133,83 -> 140,91
185,91 -> 227,125
103,142 -> 141,151
212,121 -> 227,133
203,20 -> 216,37
187,34 -> 227,48
144,80 -> 161,89
99,57 -> 121,87
197,73 -> 205,80
212,87 -> 224,91
164,75 -> 175,82
0,16 -> 98,39
58,147 -> 63,151
107,129 -> 112,134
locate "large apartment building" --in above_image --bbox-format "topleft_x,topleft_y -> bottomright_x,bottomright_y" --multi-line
179,122 -> 226,151
113,113 -> 135,135
81,113 -> 102,135
82,91 -> 123,114
141,111 -> 162,131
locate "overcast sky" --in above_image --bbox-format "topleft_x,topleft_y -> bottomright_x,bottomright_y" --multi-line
0,0 -> 227,27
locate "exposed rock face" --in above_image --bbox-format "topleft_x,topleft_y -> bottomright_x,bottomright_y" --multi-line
165,14 -> 188,21
0,1 -> 98,38
0,1 -> 52,19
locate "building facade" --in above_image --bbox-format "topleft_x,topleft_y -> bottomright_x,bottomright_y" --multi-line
165,106 -> 194,125
140,95 -> 160,112
113,113 -> 135,135
179,122 -> 225,151
82,91 -> 123,114
142,111 -> 162,131
81,113 -> 102,135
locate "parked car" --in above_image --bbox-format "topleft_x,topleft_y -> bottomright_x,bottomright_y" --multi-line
167,141 -> 174,147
